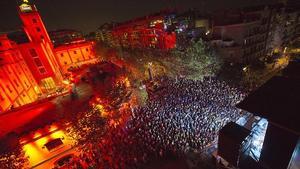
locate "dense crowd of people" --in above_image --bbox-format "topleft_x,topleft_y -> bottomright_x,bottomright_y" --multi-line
74,76 -> 247,169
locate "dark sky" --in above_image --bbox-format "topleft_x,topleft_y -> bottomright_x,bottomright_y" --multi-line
0,0 -> 278,33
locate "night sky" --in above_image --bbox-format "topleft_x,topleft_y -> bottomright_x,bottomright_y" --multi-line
0,0 -> 277,33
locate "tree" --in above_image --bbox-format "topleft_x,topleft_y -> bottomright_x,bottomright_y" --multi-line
167,39 -> 223,79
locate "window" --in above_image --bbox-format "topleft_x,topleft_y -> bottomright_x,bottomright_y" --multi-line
39,68 -> 46,74
29,49 -> 38,57
64,61 -> 67,65
60,53 -> 64,57
6,85 -> 12,93
44,138 -> 63,151
0,94 -> 4,101
36,27 -> 41,32
24,81 -> 29,88
34,58 -> 43,67
33,18 -> 37,23
0,42 -> 2,47
13,80 -> 19,87
73,51 -> 77,54
86,48 -> 89,52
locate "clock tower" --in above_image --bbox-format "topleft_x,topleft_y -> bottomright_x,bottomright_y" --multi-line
17,0 -> 63,91
18,0 -> 52,43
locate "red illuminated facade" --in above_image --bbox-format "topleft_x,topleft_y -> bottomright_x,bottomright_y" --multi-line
17,2 -> 64,92
0,34 -> 41,112
111,14 -> 176,50
49,29 -> 98,73
0,1 -> 97,112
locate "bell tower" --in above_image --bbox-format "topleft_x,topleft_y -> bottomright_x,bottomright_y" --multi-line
17,0 -> 63,92
18,0 -> 52,44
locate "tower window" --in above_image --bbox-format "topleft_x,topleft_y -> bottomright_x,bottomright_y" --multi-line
34,58 -> 43,67
29,49 -> 38,57
73,51 -> 77,54
33,19 -> 37,23
0,42 -> 2,46
36,27 -> 41,32
60,53 -> 64,57
64,61 -> 67,65
86,48 -> 89,52
39,68 -> 46,74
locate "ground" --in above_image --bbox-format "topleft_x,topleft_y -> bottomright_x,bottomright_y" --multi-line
0,44 -> 290,169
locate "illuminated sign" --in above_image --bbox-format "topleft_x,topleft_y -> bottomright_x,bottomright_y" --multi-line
20,3 -> 32,12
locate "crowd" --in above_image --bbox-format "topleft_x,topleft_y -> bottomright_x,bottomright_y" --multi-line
72,76 -> 246,169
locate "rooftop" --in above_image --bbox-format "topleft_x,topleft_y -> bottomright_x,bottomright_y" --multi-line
237,73 -> 300,134
48,29 -> 82,35
219,122 -> 251,143
7,30 -> 30,44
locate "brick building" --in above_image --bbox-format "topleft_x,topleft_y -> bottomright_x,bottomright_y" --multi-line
0,34 -> 40,112
0,0 -> 98,112
49,29 -> 98,73
210,6 -> 273,64
98,12 -> 177,50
